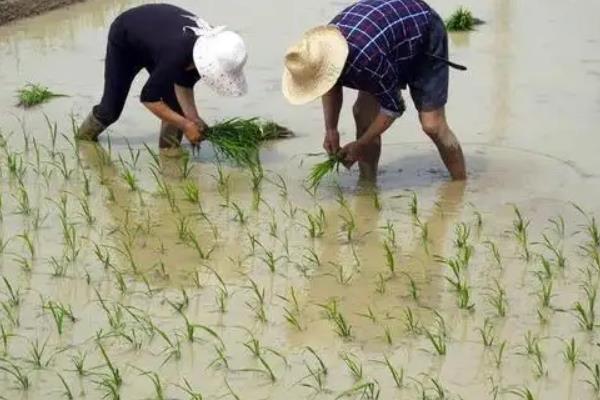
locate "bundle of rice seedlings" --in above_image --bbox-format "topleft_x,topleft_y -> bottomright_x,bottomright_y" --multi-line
445,7 -> 476,32
17,83 -> 66,108
205,118 -> 292,167
307,154 -> 343,189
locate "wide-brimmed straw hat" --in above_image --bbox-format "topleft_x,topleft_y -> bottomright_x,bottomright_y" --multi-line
185,16 -> 248,97
282,26 -> 349,105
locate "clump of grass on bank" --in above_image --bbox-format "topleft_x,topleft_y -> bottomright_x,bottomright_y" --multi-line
205,118 -> 292,166
445,7 -> 476,32
17,83 -> 66,108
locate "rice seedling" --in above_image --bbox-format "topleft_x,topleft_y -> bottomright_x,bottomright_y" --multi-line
401,272 -> 419,301
260,248 -> 283,273
581,361 -> 600,393
0,323 -> 15,354
43,300 -> 75,335
530,343 -> 547,378
408,192 -> 419,218
0,360 -> 30,390
509,387 -> 535,400
486,279 -> 508,318
539,234 -> 566,269
477,319 -> 496,347
77,196 -> 95,225
301,208 -> 326,238
203,118 -> 270,167
381,220 -> 397,247
57,372 -> 74,400
383,240 -> 396,275
562,338 -> 579,367
445,7 -> 476,32
336,381 -> 381,400
307,154 -> 343,189
14,185 -> 32,215
179,152 -> 195,179
339,205 -> 357,242
26,337 -> 53,368
403,307 -> 421,334
70,350 -> 89,376
340,352 -> 363,382
17,83 -> 66,107
380,356 -> 404,389
230,201 -> 248,224
176,378 -> 205,400
492,340 -> 507,368
573,204 -> 600,248
512,205 -> 532,262
518,331 -> 540,356
536,275 -> 554,309
573,283 -> 597,330
423,325 -> 447,355
2,277 -> 20,307
121,167 -> 139,191
6,152 -> 26,181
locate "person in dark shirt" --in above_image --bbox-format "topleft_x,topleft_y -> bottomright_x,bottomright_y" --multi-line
282,0 -> 466,181
76,4 -> 248,149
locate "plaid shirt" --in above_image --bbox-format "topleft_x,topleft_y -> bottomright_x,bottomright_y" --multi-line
331,0 -> 432,117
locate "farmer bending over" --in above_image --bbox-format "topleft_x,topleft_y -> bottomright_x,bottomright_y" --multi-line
77,3 -> 248,149
282,0 -> 466,180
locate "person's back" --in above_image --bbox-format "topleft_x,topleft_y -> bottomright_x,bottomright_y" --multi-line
113,3 -> 197,70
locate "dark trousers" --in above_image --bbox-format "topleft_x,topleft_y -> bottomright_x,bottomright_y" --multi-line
92,27 -> 183,131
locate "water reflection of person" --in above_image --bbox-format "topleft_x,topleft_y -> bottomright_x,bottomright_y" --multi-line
294,181 -> 466,346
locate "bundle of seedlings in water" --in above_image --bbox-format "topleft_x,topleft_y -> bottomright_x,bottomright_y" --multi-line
307,153 -> 344,189
203,118 -> 292,166
17,83 -> 66,108
445,7 -> 478,32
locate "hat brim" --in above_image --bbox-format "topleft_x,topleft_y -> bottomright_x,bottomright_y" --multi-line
193,36 -> 248,97
282,26 -> 349,105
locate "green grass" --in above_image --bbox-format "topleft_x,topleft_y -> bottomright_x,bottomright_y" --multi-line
445,7 -> 476,32
17,83 -> 66,108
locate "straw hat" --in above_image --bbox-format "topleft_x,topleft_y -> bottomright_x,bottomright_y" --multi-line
193,30 -> 248,97
282,26 -> 349,105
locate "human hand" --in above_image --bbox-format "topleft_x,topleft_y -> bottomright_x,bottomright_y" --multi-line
339,140 -> 367,168
183,120 -> 204,145
323,129 -> 340,155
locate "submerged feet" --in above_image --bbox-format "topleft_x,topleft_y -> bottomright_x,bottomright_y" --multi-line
76,112 -> 105,142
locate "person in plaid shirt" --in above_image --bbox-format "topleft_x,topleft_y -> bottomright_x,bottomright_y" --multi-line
282,0 -> 466,181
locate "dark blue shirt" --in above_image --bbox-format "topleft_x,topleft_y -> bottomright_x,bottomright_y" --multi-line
331,0 -> 432,116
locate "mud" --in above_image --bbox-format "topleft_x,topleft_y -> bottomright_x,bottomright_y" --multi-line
0,0 -> 85,25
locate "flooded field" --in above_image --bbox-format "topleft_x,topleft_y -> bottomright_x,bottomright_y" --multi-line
1,0 -> 600,399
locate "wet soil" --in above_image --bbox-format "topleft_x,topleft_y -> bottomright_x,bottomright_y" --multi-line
0,0 -> 84,25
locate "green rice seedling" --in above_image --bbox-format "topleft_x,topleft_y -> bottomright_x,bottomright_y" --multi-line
302,208 -> 326,238
415,218 -> 430,254
573,283 -> 597,330
483,240 -> 502,267
381,220 -> 397,247
54,152 -> 74,180
2,277 -> 20,307
154,326 -> 182,364
517,331 -> 540,356
539,234 -> 566,269
284,307 -> 304,331
6,152 -> 26,181
70,351 -> 88,376
445,7 -> 476,32
381,356 -> 404,389
260,249 -> 282,273
96,342 -> 122,393
383,326 -> 393,344
486,279 -> 508,317
179,152 -> 195,179
17,83 -> 66,107
0,360 -> 30,390
336,381 -> 381,400
307,154 -> 343,189
492,340 -> 507,368
581,361 -> 600,393
339,205 -> 357,242
57,373 -> 74,400
454,222 -> 471,249
403,307 -> 421,334
530,343 -> 547,378
268,173 -> 289,198
78,196 -> 95,225
340,353 -> 363,381
26,337 -> 53,368
183,181 -> 200,203
121,167 -> 139,191
14,186 -> 31,216
548,215 -> 566,240
44,300 -> 75,335
300,360 -> 328,394
95,290 -> 125,331
230,202 -> 247,224
0,323 -> 15,354
573,204 -> 600,248
403,273 -> 419,301
537,256 -> 553,280
246,278 -> 267,322
383,240 -> 396,275
329,261 -> 354,285
224,379 -> 241,400
423,326 -> 447,356
13,255 -> 32,273
43,114 -> 59,158
17,231 -> 35,258
537,276 -> 554,309
357,306 -> 378,323
1,300 -> 19,325
562,338 -> 579,367
477,319 -> 496,347
176,378 -> 205,400
508,387 -> 535,400
512,205 -> 532,262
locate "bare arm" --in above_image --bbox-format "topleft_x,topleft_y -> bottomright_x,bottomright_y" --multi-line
321,84 -> 343,155
142,101 -> 202,144
340,111 -> 395,163
174,84 -> 208,130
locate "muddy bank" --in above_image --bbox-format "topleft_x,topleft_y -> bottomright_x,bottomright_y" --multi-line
0,0 -> 84,25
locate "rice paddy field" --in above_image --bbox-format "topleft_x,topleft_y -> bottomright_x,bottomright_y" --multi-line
1,0 -> 600,399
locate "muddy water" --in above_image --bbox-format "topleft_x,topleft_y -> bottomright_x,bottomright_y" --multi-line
1,0 -> 600,399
